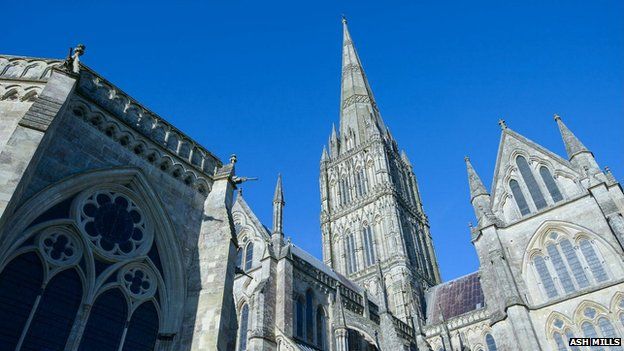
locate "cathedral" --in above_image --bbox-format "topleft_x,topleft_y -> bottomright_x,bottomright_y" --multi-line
0,18 -> 623,351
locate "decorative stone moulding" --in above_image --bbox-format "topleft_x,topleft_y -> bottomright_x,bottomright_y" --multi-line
0,56 -> 62,81
73,187 -> 154,261
69,98 -> 213,195
76,69 -> 221,181
37,226 -> 83,267
0,82 -> 43,102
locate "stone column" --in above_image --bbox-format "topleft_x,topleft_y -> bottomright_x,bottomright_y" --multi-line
335,328 -> 348,351
189,164 -> 238,351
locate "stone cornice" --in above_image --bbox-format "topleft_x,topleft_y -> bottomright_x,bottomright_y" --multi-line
76,67 -> 222,176
69,97 -> 214,194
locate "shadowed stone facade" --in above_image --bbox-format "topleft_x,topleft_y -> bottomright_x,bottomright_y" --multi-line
1,20 -> 623,351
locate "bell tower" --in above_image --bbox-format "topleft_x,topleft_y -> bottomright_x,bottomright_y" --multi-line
320,18 -> 441,322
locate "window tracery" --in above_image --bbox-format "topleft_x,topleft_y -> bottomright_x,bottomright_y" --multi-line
529,229 -> 612,302
0,184 -> 168,350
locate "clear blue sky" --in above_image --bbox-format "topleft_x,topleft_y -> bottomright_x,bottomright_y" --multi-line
5,1 -> 623,281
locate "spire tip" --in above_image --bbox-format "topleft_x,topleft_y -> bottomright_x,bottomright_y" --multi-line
341,14 -> 347,24
498,119 -> 507,130
554,113 -> 561,121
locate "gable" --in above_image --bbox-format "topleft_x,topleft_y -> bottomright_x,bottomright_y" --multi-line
490,130 -> 583,223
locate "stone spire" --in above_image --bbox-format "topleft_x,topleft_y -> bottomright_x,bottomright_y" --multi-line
321,146 -> 329,162
465,157 -> 496,227
339,17 -> 385,148
554,114 -> 601,174
554,114 -> 590,159
401,150 -> 412,167
329,123 -> 339,157
272,174 -> 285,245
465,156 -> 488,201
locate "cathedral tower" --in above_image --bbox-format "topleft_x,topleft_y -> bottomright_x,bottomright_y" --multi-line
320,18 -> 441,322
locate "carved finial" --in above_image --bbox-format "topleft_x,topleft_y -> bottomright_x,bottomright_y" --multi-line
498,119 -> 507,130
230,154 -> 237,164
468,221 -> 473,228
74,44 -> 86,57
341,14 -> 347,24
553,113 -> 561,121
64,43 -> 86,74
238,187 -> 243,196
464,156 -> 470,162
605,166 -> 611,174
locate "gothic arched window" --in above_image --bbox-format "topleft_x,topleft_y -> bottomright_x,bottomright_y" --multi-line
579,239 -> 608,283
295,296 -> 304,338
305,290 -> 314,343
559,239 -> 589,289
0,180 -> 174,351
356,169 -> 367,197
316,306 -> 326,349
362,225 -> 376,267
516,156 -> 547,210
122,301 -> 159,351
485,333 -> 497,351
533,255 -> 558,299
539,166 -> 563,203
244,242 -> 254,271
510,179 -> 530,216
546,243 -> 575,294
78,288 -> 128,351
21,268 -> 82,350
236,248 -> 243,268
345,233 -> 358,274
0,252 -> 43,350
237,303 -> 249,351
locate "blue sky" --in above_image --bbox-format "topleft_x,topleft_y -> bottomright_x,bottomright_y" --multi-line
5,1 -> 622,281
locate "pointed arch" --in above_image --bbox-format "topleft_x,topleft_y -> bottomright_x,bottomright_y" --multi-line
522,221 -> 623,303
0,168 -> 186,334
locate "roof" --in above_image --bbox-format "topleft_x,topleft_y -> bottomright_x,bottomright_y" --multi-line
290,244 -> 371,301
425,271 -> 484,324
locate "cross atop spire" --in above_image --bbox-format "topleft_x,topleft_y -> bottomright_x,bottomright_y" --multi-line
498,119 -> 507,130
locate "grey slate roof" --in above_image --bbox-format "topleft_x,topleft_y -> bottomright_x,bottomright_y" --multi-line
290,244 -> 366,298
425,271 -> 484,324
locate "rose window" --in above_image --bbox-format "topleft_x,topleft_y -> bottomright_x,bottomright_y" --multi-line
39,229 -> 81,265
77,190 -> 151,259
119,265 -> 156,299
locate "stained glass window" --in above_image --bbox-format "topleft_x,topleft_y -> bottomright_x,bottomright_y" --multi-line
485,333 -> 497,351
295,297 -> 304,338
0,253 -> 43,350
122,301 -> 159,351
22,269 -> 82,350
78,288 -> 128,351
546,243 -> 575,293
534,255 -> 558,298
539,167 -> 563,203
306,290 -> 314,342
553,332 -> 566,351
516,156 -> 547,210
346,234 -> 358,274
510,179 -> 530,215
362,226 -> 376,267
316,307 -> 326,349
560,239 -> 589,289
579,239 -> 608,283
237,304 -> 249,351
244,243 -> 254,271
